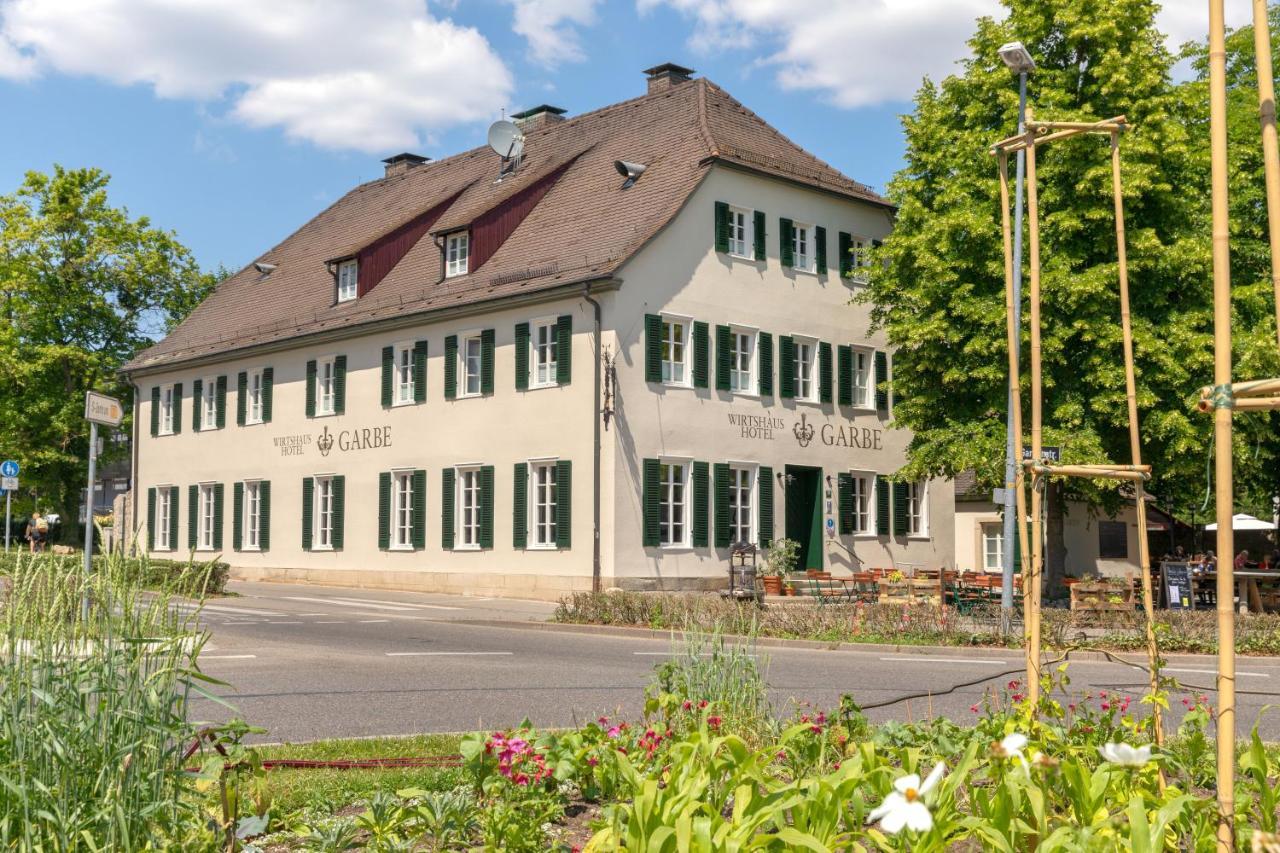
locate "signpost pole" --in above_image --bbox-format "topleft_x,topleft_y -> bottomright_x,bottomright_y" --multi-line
4,489 -> 9,552
82,420 -> 98,619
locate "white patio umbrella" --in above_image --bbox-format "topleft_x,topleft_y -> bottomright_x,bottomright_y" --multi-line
1204,513 -> 1278,531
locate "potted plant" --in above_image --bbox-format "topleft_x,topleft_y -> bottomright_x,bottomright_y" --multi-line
784,581 -> 797,596
762,539 -> 800,596
879,569 -> 911,604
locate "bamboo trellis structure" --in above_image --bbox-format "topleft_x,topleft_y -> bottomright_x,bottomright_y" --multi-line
991,112 -> 1165,749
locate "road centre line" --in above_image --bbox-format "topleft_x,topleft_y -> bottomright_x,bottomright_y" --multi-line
632,651 -> 757,657
1165,666 -> 1268,678
285,596 -> 421,612
359,619 -> 390,623
200,654 -> 257,660
268,621 -> 304,625
314,621 -> 346,624
385,651 -> 513,656
173,602 -> 286,617
326,596 -> 462,612
222,621 -> 264,625
879,657 -> 1005,665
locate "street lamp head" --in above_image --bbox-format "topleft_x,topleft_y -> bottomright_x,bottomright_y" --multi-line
998,41 -> 1036,74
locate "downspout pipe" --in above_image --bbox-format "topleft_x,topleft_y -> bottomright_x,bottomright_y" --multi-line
582,285 -> 603,593
130,378 -> 141,556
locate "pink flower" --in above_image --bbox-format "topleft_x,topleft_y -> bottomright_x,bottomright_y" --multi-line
587,756 -> 598,766
1101,702 -> 1110,711
698,700 -> 708,709
682,700 -> 693,711
606,726 -> 622,739
598,716 -> 609,724
776,751 -> 786,760
1012,693 -> 1024,702
970,704 -> 979,713
1008,680 -> 1021,690
815,712 -> 827,725
707,715 -> 723,729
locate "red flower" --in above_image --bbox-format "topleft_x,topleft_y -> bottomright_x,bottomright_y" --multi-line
970,704 -> 980,713
682,700 -> 693,711
698,700 -> 708,709
707,715 -> 723,728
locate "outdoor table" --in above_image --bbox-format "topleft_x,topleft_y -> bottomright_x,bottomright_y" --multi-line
1202,570 -> 1280,614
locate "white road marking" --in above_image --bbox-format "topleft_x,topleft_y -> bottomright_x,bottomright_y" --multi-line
326,596 -> 462,612
201,654 -> 257,660
359,619 -> 390,623
385,651 -> 513,656
632,652 -> 757,657
314,621 -> 346,624
173,603 -> 286,617
285,596 -> 420,612
879,656 -> 1005,665
221,621 -> 264,625
267,621 -> 304,625
1165,666 -> 1268,678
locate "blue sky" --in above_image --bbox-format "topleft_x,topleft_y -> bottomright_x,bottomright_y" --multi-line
0,0 -> 1218,274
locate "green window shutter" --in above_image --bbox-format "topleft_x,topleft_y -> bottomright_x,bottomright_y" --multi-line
691,461 -> 709,548
334,355 -> 347,415
172,383 -> 183,434
168,486 -> 179,550
411,469 -> 426,549
480,329 -> 495,395
216,375 -> 227,429
893,481 -> 909,536
262,367 -> 274,423
259,481 -> 271,551
815,225 -> 828,273
147,488 -> 156,551
753,210 -> 766,261
512,462 -> 528,549
305,360 -> 317,417
187,484 -> 198,549
191,378 -> 203,431
444,336 -> 458,400
301,477 -> 314,551
150,387 -> 160,436
237,372 -> 247,426
714,201 -> 730,253
818,342 -> 833,403
837,345 -> 853,407
555,460 -> 571,549
556,315 -> 572,385
837,473 -> 854,535
779,336 -> 795,398
779,218 -> 794,267
233,482 -> 244,551
876,476 -> 890,536
758,333 -> 773,396
692,321 -> 710,389
441,468 -> 456,550
758,466 -> 774,547
645,314 -> 664,383
212,483 -> 224,550
381,346 -> 394,407
378,471 -> 391,550
642,458 -> 660,547
413,341 -> 428,403
514,322 -> 530,391
713,463 -> 731,548
332,475 -> 346,549
478,465 -> 494,548
715,325 -> 732,391
875,351 -> 890,413
839,232 -> 853,278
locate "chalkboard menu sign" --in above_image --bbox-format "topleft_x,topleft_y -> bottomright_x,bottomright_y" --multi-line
1163,562 -> 1193,611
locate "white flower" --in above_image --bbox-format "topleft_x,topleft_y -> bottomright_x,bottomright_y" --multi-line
867,762 -> 945,834
1098,742 -> 1152,766
998,733 -> 1029,774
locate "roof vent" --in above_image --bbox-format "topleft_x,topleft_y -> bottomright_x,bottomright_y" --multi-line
382,152 -> 430,177
644,62 -> 695,95
614,160 -> 647,189
511,104 -> 567,131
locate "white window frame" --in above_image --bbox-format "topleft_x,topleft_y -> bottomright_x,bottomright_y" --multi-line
201,377 -> 217,429
159,385 -> 175,435
981,522 -> 1003,572
246,368 -> 264,425
530,318 -> 559,390
851,347 -> 873,409
394,342 -> 415,406
729,326 -> 756,395
849,470 -> 874,536
793,337 -> 817,402
391,469 -> 414,550
658,458 -> 691,549
313,475 -> 336,550
530,459 -> 559,549
727,205 -> 753,258
337,259 -> 358,302
315,356 -> 336,416
907,480 -> 929,538
459,333 -> 483,398
445,232 -> 469,278
793,222 -> 815,273
197,483 -> 216,551
155,486 -> 173,551
456,466 -> 482,550
850,236 -> 871,283
243,479 -> 262,551
661,315 -> 691,387
728,463 -> 756,546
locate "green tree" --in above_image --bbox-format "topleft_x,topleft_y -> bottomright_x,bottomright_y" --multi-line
0,166 -> 218,537
863,0 -> 1280,586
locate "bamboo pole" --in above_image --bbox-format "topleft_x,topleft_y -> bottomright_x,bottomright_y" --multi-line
1208,0 -> 1237,846
991,116 -> 1126,151
1025,116 -> 1127,132
1252,0 -> 1280,348
1024,465 -> 1150,481
1025,121 -> 1045,706
1229,396 -> 1280,410
1023,461 -> 1151,473
1198,377 -> 1280,400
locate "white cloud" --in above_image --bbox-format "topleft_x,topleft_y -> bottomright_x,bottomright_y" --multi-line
0,0 -> 513,152
508,0 -> 600,66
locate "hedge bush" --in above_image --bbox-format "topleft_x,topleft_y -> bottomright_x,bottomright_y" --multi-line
0,551 -> 229,596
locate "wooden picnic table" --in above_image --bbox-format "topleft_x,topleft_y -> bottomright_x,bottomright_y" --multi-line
1202,570 -> 1280,614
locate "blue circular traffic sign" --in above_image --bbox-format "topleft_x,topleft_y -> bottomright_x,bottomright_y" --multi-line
0,461 -> 18,478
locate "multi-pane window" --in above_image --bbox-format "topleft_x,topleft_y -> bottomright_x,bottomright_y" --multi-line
982,523 -> 1003,572
315,476 -> 335,548
160,386 -> 175,435
533,321 -> 558,388
794,340 -> 815,401
446,232 -> 469,277
851,237 -> 870,282
728,206 -> 750,256
392,471 -> 413,549
395,345 -> 414,404
658,462 -> 687,547
244,480 -> 261,550
793,223 -> 813,272
202,379 -> 217,428
661,318 -> 688,385
156,488 -> 172,550
852,350 -> 872,408
907,481 -> 928,536
730,330 -> 753,392
532,462 -> 558,547
850,473 -> 872,534
247,369 -> 264,424
458,468 -> 481,548
337,260 -> 358,302
198,483 -> 215,551
316,358 -> 335,415
462,335 -> 482,397
729,465 -> 753,545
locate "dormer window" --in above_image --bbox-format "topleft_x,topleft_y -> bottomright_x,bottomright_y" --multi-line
446,232 -> 469,278
337,259 -> 358,302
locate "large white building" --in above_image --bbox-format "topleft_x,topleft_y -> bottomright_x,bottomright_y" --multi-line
122,64 -> 955,600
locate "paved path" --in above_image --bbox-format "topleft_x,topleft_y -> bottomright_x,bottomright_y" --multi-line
189,581 -> 1280,743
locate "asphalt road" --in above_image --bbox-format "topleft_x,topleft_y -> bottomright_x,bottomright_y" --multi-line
188,581 -> 1280,743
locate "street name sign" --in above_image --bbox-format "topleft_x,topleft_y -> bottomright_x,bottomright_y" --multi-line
1022,446 -> 1062,463
84,392 -> 124,427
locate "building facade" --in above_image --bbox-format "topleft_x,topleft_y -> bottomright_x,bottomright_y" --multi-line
123,65 -> 955,599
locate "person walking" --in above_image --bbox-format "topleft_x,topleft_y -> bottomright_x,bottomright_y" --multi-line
25,511 -> 48,553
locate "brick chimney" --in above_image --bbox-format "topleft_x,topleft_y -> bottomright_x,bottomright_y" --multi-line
381,152 -> 430,177
644,63 -> 695,94
511,104 -> 567,131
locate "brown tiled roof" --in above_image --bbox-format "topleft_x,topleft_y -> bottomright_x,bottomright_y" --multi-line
124,79 -> 889,373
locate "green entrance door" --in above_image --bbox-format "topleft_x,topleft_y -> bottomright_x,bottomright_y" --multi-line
784,465 -> 824,571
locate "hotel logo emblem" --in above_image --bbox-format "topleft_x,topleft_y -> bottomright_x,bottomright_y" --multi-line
317,426 -> 334,457
792,414 -> 815,448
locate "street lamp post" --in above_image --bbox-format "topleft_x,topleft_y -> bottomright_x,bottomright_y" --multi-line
998,41 -> 1036,620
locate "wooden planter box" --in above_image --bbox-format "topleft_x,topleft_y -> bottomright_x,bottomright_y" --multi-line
879,581 -> 912,605
1070,582 -> 1135,613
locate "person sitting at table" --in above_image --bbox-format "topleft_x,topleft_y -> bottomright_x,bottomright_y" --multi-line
1268,548 -> 1280,570
1235,549 -> 1251,570
1173,545 -> 1188,561
1200,551 -> 1216,571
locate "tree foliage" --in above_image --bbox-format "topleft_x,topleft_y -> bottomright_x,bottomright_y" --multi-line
0,166 -> 218,528
865,0 -> 1280,524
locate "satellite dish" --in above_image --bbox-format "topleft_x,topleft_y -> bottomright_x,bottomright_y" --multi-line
487,120 -> 524,160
